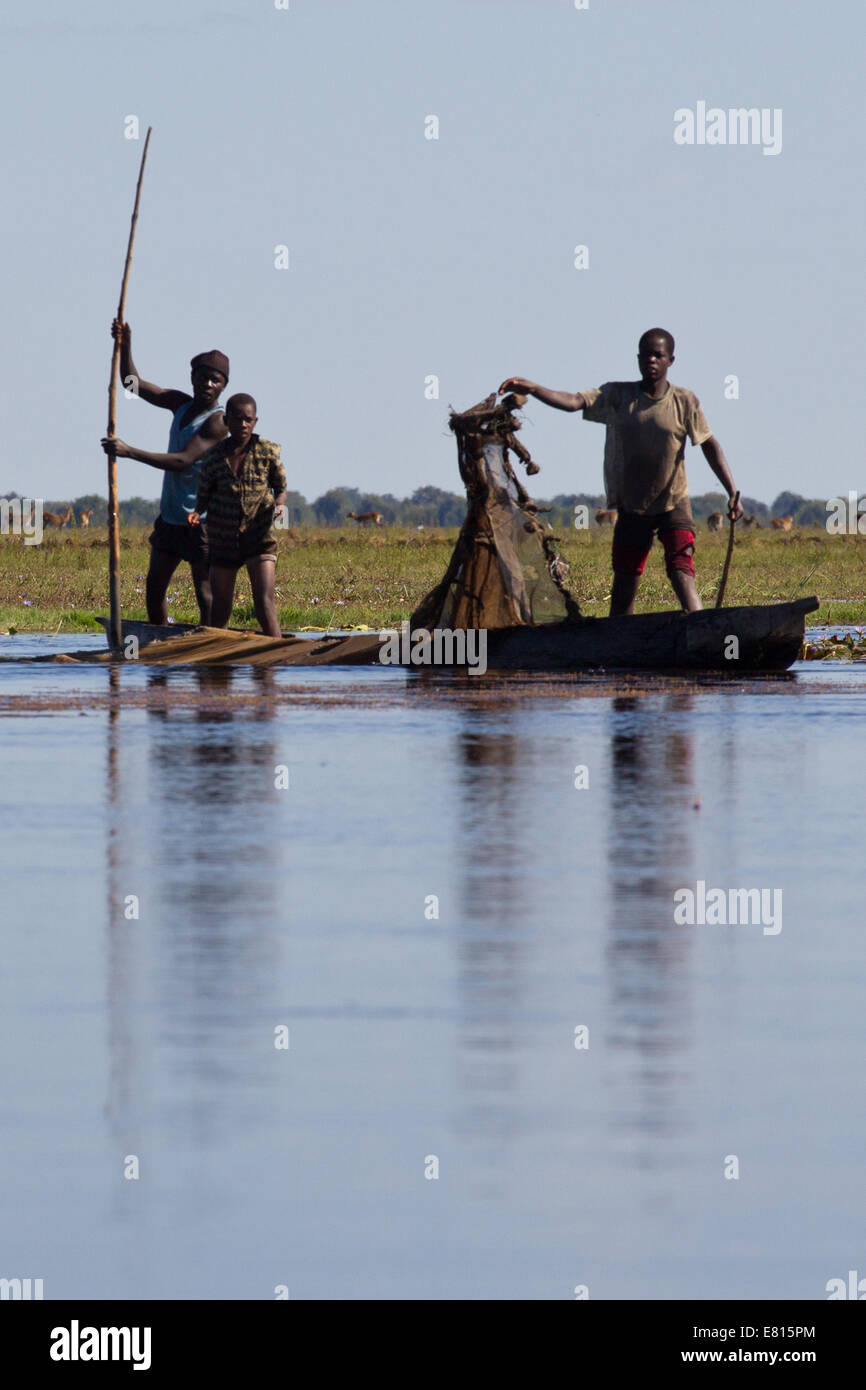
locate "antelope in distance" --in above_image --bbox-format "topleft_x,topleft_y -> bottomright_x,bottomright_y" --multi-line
707,512 -> 724,531
347,511 -> 384,526
43,504 -> 73,530
595,509 -> 617,526
771,515 -> 794,531
741,513 -> 760,527
77,508 -> 95,529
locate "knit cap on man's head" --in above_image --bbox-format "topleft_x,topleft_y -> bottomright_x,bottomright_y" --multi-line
191,350 -> 229,382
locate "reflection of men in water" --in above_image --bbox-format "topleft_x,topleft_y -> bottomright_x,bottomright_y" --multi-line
605,694 -> 700,1134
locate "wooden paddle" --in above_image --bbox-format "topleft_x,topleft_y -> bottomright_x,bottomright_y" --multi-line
106,127 -> 152,650
714,489 -> 740,608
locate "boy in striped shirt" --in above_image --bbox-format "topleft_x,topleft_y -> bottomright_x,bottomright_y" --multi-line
188,394 -> 286,637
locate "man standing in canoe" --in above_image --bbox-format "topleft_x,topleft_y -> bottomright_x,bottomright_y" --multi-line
100,320 -> 229,624
501,329 -> 743,616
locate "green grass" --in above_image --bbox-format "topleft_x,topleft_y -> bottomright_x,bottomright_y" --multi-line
1,524 -> 864,633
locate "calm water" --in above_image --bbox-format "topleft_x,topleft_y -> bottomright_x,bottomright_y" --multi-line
1,634 -> 864,1300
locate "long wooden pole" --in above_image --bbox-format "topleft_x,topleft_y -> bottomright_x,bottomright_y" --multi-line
107,127 -> 152,651
715,489 -> 740,608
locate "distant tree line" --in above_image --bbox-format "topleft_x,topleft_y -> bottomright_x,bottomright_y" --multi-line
2,487 -> 846,529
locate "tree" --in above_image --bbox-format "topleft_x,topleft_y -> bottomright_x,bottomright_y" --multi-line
771,491 -> 805,518
313,488 -> 362,525
796,500 -> 828,526
282,490 -> 315,526
740,496 -> 769,523
118,497 -> 161,526
690,491 -> 728,520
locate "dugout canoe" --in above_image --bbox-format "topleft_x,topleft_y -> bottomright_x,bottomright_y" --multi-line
479,597 -> 819,672
97,597 -> 819,672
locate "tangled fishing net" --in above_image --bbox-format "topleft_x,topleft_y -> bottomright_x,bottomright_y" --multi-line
410,392 -> 581,631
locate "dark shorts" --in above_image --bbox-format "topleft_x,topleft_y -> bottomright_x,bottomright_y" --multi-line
209,532 -> 278,569
612,503 -> 696,578
149,514 -> 209,568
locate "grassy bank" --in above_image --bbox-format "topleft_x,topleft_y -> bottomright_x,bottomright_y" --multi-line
1,524 -> 864,633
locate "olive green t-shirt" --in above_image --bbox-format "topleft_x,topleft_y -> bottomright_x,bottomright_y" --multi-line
580,381 -> 712,515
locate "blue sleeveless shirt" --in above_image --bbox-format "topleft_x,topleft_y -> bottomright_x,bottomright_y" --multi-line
159,404 -> 223,524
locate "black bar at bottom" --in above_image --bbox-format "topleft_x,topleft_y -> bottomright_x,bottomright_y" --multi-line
2,1298 -> 861,1374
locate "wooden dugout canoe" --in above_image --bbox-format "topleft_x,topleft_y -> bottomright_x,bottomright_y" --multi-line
97,597 -> 818,672
478,597 -> 819,672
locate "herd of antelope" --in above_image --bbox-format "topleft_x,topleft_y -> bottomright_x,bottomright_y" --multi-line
599,508 -> 795,533
25,505 -> 804,536
347,508 -> 796,532
707,512 -> 792,531
40,506 -> 94,531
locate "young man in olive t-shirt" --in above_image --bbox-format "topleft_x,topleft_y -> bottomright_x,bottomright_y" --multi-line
501,328 -> 743,616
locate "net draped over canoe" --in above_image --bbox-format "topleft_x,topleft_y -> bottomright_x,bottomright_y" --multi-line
410,393 -> 581,632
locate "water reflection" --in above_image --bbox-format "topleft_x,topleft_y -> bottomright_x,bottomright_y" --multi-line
605,694 -> 697,1136
9,649 -> 863,1297
104,664 -> 285,1152
105,665 -> 139,1136
453,711 -> 527,1142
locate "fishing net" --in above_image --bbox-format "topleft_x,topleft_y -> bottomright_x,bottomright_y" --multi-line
410,393 -> 580,631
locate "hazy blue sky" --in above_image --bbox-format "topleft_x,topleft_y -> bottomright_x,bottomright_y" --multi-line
2,0 -> 863,505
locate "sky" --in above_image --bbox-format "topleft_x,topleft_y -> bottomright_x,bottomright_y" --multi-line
2,0 -> 864,506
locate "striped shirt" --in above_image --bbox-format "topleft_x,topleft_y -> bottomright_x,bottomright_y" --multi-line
196,436 -> 286,552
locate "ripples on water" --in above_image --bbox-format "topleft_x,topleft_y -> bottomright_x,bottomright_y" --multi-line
0,634 -> 864,1298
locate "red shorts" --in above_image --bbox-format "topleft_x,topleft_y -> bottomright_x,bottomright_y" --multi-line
612,508 -> 696,578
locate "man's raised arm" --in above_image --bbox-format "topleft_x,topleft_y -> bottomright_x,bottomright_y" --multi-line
112,319 -> 189,413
